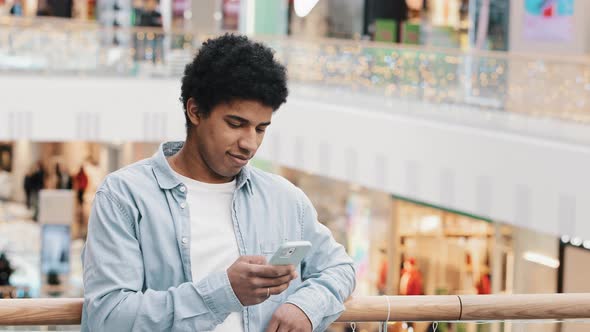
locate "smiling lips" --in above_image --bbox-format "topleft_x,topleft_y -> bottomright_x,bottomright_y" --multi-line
228,152 -> 250,166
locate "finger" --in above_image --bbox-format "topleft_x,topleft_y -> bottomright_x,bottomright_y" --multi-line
277,323 -> 291,332
268,282 -> 290,296
265,316 -> 280,332
242,255 -> 267,265
255,282 -> 289,299
251,264 -> 294,278
254,274 -> 295,288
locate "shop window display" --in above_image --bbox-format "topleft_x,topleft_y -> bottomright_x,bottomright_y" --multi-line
383,199 -> 514,332
275,167 -> 515,296
395,199 -> 512,296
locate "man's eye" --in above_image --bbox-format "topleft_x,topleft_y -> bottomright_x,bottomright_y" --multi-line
256,128 -> 266,133
228,122 -> 240,128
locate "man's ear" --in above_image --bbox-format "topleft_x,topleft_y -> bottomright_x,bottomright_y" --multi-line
186,98 -> 201,126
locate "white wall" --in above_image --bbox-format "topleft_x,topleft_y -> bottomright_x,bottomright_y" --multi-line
509,0 -> 590,55
1,74 -> 590,241
259,97 -> 590,241
0,76 -> 185,143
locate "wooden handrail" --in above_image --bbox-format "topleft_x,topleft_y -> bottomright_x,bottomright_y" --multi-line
339,295 -> 462,322
0,298 -> 82,325
1,294 -> 589,325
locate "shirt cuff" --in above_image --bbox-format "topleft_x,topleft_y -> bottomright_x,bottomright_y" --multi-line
285,287 -> 324,331
196,270 -> 244,321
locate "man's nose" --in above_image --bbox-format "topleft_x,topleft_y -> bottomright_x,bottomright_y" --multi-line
238,128 -> 258,153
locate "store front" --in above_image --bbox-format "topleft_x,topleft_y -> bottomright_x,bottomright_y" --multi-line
276,166 -> 515,299
276,166 -> 521,332
365,0 -> 509,51
279,164 -> 577,332
389,198 -> 513,297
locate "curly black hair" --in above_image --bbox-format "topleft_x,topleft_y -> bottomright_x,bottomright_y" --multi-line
180,34 -> 288,127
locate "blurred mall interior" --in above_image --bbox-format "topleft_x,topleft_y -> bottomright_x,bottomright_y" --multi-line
1,0 -> 590,331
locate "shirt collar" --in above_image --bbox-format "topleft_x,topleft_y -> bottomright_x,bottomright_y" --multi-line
151,141 -> 253,194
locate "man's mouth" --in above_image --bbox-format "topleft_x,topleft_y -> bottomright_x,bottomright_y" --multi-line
228,152 -> 249,166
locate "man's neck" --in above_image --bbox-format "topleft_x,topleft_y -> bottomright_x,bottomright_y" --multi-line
167,141 -> 234,184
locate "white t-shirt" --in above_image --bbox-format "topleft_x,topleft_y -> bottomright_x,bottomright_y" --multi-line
173,171 -> 244,332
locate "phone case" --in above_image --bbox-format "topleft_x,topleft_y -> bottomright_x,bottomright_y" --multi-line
269,241 -> 312,266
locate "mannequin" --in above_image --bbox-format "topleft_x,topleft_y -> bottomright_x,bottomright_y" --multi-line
399,257 -> 423,295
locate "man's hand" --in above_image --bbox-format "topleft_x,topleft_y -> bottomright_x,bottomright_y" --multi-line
227,256 -> 297,306
265,303 -> 313,332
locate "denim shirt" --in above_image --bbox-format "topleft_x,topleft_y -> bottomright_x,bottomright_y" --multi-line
81,141 -> 356,332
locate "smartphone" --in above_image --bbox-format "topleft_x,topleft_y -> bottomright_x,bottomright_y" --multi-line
268,241 -> 312,266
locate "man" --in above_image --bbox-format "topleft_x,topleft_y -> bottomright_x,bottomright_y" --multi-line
0,253 -> 14,286
74,166 -> 88,206
82,34 -> 356,332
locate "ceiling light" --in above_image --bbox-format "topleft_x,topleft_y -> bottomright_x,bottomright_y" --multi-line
294,0 -> 320,17
523,252 -> 560,269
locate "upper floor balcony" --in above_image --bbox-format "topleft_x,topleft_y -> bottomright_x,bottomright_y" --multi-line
1,16 -> 590,125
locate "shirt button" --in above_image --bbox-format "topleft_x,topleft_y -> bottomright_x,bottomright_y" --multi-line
180,202 -> 186,209
179,186 -> 186,193
181,237 -> 188,244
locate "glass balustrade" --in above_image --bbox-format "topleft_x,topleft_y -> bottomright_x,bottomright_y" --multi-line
1,17 -> 589,124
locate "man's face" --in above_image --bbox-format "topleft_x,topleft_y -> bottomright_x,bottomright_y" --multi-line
192,99 -> 273,182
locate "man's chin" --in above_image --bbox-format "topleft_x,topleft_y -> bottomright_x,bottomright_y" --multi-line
220,165 -> 244,178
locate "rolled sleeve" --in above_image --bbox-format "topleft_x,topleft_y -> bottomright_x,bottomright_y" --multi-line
286,286 -> 340,331
196,270 -> 244,321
